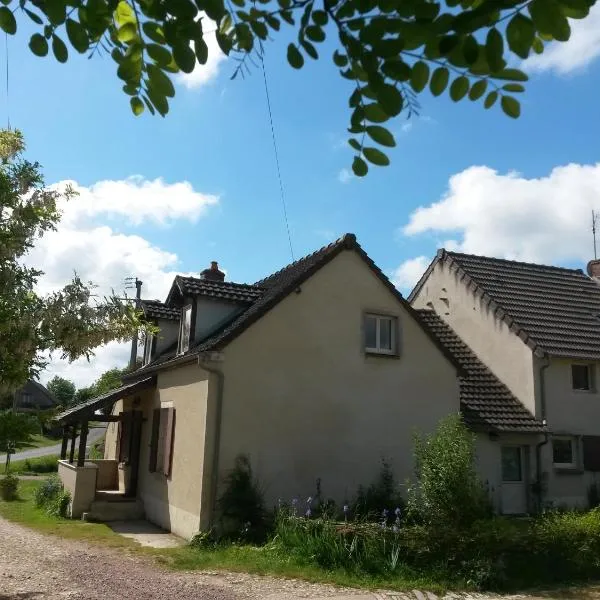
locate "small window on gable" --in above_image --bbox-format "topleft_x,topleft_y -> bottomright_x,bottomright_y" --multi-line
553,436 -> 577,469
572,364 -> 592,391
364,314 -> 397,355
149,407 -> 175,477
178,305 -> 192,354
143,334 -> 154,366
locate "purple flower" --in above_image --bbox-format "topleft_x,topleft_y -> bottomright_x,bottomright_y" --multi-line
306,496 -> 313,505
292,498 -> 298,505
395,506 -> 402,517
382,508 -> 389,519
305,508 -> 312,518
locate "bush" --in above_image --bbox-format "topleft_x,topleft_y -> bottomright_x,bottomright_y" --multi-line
34,475 -> 70,517
351,459 -> 404,521
408,414 -> 491,527
23,455 -> 58,474
0,473 -> 19,501
217,455 -> 268,542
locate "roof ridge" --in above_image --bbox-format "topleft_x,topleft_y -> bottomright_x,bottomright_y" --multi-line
179,276 -> 263,290
445,249 -> 586,275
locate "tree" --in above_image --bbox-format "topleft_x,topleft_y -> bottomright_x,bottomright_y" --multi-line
0,411 -> 38,472
0,0 -> 593,172
47,376 -> 77,407
0,130 -> 148,396
71,365 -> 130,406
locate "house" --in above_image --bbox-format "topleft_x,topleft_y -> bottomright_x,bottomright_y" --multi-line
410,249 -> 600,511
55,234 -> 545,537
12,380 -> 56,412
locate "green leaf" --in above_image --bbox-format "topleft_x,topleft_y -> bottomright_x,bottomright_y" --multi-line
114,0 -> 135,26
142,22 -> 166,44
439,34 -> 460,56
147,86 -> 169,116
300,38 -> 318,60
24,8 -> 43,25
506,13 -> 535,59
449,76 -> 469,101
462,35 -> 479,65
147,64 -> 175,97
130,96 -> 144,116
312,9 -> 327,25
146,44 -> 171,67
363,103 -> 389,123
287,43 -> 303,69
363,147 -> 390,166
0,7 -> 16,35
173,43 -> 196,73
430,67 -> 449,97
52,34 -> 68,63
29,33 -> 48,57
410,61 -> 429,93
501,95 -> 520,118
377,84 -> 403,117
142,94 -> 156,115
333,50 -> 348,68
382,59 -> 411,82
250,20 -> 268,40
195,38 -> 208,65
484,90 -> 498,109
45,0 -> 67,25
494,68 -> 529,82
502,83 -> 525,93
485,28 -> 503,73
529,0 -> 571,41
366,125 -> 396,147
117,22 -> 138,44
348,137 -> 361,151
532,36 -> 544,54
468,79 -> 487,101
352,156 -> 368,177
305,25 -> 325,42
66,19 -> 89,53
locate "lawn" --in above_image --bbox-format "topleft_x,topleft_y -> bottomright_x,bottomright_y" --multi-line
28,434 -> 61,449
6,454 -> 59,475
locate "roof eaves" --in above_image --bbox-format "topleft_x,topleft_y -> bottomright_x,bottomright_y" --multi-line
407,249 -> 443,304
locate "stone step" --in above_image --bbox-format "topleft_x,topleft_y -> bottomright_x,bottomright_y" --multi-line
86,499 -> 144,522
95,490 -> 128,502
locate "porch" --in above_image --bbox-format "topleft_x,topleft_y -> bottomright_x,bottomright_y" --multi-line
55,377 -> 155,520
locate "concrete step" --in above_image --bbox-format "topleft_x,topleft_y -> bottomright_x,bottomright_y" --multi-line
86,498 -> 144,522
95,490 -> 127,502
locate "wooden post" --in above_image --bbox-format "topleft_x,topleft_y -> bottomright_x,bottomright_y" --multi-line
69,427 -> 77,464
77,421 -> 89,467
60,427 -> 69,460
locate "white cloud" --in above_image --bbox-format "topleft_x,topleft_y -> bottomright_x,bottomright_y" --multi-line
27,177 -> 219,388
176,30 -> 227,90
523,4 -> 600,74
391,256 -> 429,293
402,163 -> 600,265
400,122 -> 413,134
338,168 -> 354,184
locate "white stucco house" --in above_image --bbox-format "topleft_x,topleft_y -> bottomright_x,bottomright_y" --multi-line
56,234 -> 547,537
410,250 -> 600,512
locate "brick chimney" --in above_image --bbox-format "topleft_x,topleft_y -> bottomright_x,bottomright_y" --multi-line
587,259 -> 600,281
200,261 -> 225,282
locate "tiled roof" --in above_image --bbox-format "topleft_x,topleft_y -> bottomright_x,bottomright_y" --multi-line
176,277 -> 263,304
441,251 -> 600,360
141,300 -> 180,321
417,309 -> 545,433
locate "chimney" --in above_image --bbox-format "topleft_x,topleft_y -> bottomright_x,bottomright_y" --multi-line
200,261 -> 225,282
588,260 -> 600,281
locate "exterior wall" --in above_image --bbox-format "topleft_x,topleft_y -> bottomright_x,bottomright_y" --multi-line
104,399 -> 123,460
216,249 -> 460,511
411,259 -> 537,415
134,364 -> 211,539
194,298 -> 242,341
58,460 -> 98,518
155,319 -> 180,355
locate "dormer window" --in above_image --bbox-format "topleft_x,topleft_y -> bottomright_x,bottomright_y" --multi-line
178,305 -> 192,354
143,334 -> 154,366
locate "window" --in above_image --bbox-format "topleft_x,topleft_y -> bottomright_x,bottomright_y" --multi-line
553,436 -> 577,469
143,334 -> 154,366
149,407 -> 175,476
178,305 -> 192,354
501,446 -> 523,482
364,314 -> 397,355
572,364 -> 592,391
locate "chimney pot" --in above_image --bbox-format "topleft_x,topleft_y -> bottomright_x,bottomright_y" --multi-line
587,259 -> 600,280
201,261 -> 225,282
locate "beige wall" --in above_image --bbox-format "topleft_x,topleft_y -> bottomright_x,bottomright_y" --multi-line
58,460 -> 98,518
215,249 -> 460,511
155,319 -> 180,355
194,298 -> 242,341
411,259 -> 537,415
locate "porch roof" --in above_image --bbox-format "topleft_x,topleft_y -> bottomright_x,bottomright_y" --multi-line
56,377 -> 156,424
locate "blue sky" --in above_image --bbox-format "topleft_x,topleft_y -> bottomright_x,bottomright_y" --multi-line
6,8 -> 600,384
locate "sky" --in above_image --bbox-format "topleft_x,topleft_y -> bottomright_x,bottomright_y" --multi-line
4,7 -> 600,387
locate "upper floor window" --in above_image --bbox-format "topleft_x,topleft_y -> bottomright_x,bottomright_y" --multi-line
143,334 -> 154,366
553,436 -> 577,469
364,314 -> 397,355
178,305 -> 192,354
572,364 -> 593,391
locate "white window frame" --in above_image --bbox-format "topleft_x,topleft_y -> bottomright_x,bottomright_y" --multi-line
552,436 -> 578,469
178,305 -> 192,355
143,333 -> 154,366
364,313 -> 397,356
571,363 -> 594,392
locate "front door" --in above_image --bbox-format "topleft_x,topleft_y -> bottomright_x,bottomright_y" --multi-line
501,445 -> 528,515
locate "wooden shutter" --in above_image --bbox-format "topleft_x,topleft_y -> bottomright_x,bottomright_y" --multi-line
115,421 -> 122,463
149,408 -> 160,472
583,436 -> 600,471
163,408 -> 175,477
119,417 -> 131,463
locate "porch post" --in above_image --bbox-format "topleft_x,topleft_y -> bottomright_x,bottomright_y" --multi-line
69,427 -> 77,464
60,427 -> 69,460
77,421 -> 89,467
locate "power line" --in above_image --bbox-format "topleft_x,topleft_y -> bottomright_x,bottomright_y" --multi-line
260,55 -> 294,262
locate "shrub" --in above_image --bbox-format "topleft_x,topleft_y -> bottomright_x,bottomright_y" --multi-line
217,454 -> 268,542
351,459 -> 404,521
0,473 -> 19,501
408,414 -> 492,527
34,475 -> 70,517
22,455 -> 58,474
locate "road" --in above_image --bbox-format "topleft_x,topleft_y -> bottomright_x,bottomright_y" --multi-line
0,513 -> 574,600
0,426 -> 106,463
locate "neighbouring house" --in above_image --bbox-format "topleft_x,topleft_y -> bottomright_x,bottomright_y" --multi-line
410,249 -> 600,511
54,234 -> 546,537
12,380 -> 56,412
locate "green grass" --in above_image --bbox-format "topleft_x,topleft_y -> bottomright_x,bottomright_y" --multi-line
28,434 -> 62,449
6,454 -> 59,475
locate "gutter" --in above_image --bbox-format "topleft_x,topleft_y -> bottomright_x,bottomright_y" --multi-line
535,356 -> 550,512
197,353 -> 225,531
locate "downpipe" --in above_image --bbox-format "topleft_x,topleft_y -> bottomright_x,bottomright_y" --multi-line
535,356 -> 550,512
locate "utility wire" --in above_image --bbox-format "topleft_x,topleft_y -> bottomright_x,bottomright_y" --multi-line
260,55 -> 294,262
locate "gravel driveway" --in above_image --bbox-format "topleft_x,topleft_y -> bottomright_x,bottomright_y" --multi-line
0,515 -> 584,600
